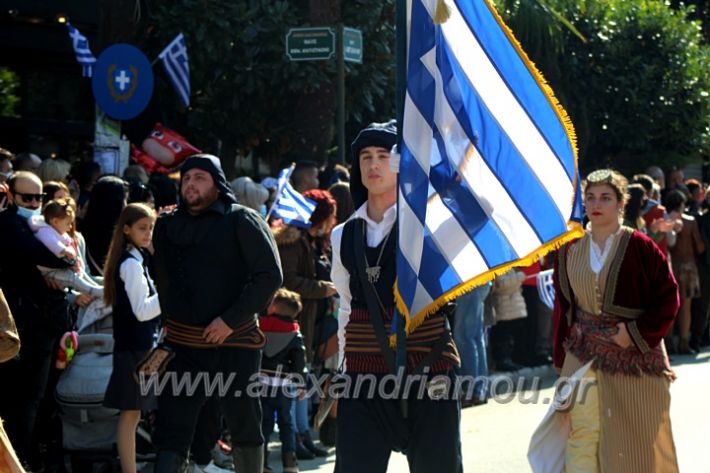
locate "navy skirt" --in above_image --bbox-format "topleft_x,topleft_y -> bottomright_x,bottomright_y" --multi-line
104,350 -> 158,411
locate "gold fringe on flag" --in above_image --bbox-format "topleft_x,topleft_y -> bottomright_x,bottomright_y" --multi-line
391,223 -> 584,346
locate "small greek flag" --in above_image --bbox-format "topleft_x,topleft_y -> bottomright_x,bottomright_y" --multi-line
159,33 -> 191,107
66,23 -> 96,77
536,269 -> 555,310
269,166 -> 317,229
395,0 -> 584,333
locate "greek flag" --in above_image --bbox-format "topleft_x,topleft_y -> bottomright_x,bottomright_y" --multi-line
395,0 -> 584,332
270,166 -> 317,229
536,269 -> 555,310
66,23 -> 95,77
159,33 -> 191,107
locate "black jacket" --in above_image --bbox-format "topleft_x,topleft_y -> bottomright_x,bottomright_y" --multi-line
261,314 -> 307,378
152,200 -> 282,328
0,207 -> 70,335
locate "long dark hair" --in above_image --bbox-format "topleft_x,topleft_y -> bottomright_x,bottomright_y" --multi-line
328,182 -> 355,225
624,184 -> 645,230
103,203 -> 155,306
79,176 -> 128,274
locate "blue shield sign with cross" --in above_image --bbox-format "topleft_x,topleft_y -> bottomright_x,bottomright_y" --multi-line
92,44 -> 154,120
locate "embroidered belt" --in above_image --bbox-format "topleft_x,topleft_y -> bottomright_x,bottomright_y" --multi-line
166,318 -> 266,350
344,307 -> 460,373
564,309 -> 671,377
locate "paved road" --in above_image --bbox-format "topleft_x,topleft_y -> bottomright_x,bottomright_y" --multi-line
292,348 -> 710,472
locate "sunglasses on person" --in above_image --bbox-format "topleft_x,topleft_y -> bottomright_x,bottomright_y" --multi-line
14,192 -> 43,202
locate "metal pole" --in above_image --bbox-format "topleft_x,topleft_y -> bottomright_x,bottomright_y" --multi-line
396,0 -> 407,149
336,23 -> 346,164
395,0 -> 408,400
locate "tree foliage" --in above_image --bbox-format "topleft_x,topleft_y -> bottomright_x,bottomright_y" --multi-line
140,0 -> 395,175
0,67 -> 20,118
500,0 -> 710,174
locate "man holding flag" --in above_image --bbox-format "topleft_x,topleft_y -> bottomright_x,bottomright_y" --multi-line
329,0 -> 583,469
330,121 -> 463,473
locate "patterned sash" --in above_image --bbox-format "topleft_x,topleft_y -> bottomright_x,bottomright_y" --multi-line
166,318 -> 266,349
564,309 -> 672,377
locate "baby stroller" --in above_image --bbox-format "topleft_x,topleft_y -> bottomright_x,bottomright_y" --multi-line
55,299 -> 155,472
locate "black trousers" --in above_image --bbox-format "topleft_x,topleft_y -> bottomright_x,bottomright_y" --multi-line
335,375 -> 462,473
190,396 -> 222,465
152,345 -> 263,457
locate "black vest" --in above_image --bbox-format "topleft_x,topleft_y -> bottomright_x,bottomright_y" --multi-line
113,249 -> 160,351
339,218 -> 459,374
340,219 -> 397,310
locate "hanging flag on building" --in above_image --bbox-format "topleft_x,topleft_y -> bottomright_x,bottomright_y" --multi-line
268,165 -> 317,228
159,33 -> 191,107
66,22 -> 96,77
394,0 -> 584,333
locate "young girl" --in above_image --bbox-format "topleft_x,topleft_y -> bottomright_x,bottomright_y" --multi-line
103,203 -> 161,473
29,198 -> 104,297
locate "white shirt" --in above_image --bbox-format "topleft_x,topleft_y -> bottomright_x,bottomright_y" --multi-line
119,247 -> 161,322
330,202 -> 397,372
588,226 -> 623,273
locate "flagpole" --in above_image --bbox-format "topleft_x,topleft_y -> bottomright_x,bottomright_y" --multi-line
394,0 -> 408,397
396,0 -> 407,149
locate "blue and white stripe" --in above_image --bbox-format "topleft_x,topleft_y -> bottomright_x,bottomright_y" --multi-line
536,269 -> 555,310
66,23 -> 96,77
159,33 -> 191,107
271,167 -> 317,229
396,0 -> 583,327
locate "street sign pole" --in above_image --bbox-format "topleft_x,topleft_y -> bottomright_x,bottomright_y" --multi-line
286,25 -> 361,165
336,23 -> 346,165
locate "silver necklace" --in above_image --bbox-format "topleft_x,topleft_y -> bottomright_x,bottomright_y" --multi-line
364,227 -> 392,284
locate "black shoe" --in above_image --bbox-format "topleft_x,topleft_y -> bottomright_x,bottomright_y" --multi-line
295,441 -> 315,460
300,432 -> 328,457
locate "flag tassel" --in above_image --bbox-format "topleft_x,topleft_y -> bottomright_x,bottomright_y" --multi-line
433,0 -> 451,24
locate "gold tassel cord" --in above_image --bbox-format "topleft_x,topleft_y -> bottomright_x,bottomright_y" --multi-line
433,0 -> 451,24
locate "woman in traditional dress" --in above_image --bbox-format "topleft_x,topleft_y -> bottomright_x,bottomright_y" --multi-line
552,169 -> 680,473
